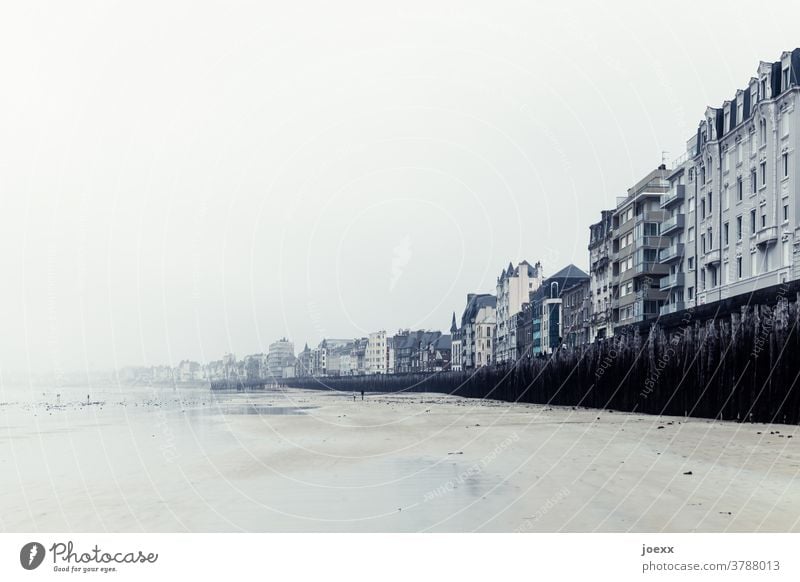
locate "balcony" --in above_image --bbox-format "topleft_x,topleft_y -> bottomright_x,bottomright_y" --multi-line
705,248 -> 721,265
660,213 -> 685,235
659,243 -> 685,263
659,272 -> 685,290
756,225 -> 778,246
660,301 -> 686,315
660,184 -> 685,208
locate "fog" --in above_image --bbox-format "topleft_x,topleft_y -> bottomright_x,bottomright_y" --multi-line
0,0 -> 796,375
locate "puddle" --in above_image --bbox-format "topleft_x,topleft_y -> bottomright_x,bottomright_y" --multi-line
189,403 -> 316,416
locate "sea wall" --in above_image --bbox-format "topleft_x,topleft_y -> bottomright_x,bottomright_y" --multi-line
286,292 -> 800,425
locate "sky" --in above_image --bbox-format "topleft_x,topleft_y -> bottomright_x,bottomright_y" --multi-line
1,0 -> 799,376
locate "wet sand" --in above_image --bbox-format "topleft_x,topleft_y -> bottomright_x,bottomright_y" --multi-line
1,386 -> 799,532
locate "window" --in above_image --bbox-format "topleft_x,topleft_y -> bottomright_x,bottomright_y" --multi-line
701,233 -> 706,254
737,177 -> 743,201
688,196 -> 695,211
701,198 -> 706,218
783,68 -> 790,90
688,257 -> 695,270
737,257 -> 742,279
724,222 -> 729,246
708,228 -> 713,249
760,118 -> 767,145
688,286 -> 694,300
761,213 -> 766,228
736,216 -> 743,240
751,170 -> 757,194
783,152 -> 789,178
760,161 -> 766,186
708,192 -> 713,213
724,186 -> 729,210
688,226 -> 695,242
784,203 -> 789,222
750,209 -> 756,233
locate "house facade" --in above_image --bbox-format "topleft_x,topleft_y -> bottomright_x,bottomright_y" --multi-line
494,260 -> 543,364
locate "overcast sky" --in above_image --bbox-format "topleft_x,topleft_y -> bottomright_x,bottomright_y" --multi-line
1,1 -> 798,376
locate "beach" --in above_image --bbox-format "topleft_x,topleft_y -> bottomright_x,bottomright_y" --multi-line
1,386 -> 799,532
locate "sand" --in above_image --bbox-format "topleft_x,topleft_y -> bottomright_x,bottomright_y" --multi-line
1,386 -> 799,532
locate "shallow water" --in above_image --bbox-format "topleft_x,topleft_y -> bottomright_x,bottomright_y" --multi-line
0,385 -> 512,532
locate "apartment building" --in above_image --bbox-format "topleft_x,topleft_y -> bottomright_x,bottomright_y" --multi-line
588,210 -> 615,340
494,260 -> 543,363
530,264 -> 589,355
365,330 -> 388,374
459,293 -> 497,369
664,50 -> 800,309
562,279 -> 591,348
612,166 -> 671,327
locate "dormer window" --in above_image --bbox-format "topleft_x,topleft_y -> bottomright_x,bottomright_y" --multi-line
760,78 -> 767,100
783,67 -> 790,91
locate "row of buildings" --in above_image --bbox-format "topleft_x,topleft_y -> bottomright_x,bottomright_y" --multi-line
294,330 -> 453,377
296,50 -> 800,375
119,338 -> 298,384
143,50 -> 800,381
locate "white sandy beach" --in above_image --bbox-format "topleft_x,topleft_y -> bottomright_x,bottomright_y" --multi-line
1,386 -> 799,532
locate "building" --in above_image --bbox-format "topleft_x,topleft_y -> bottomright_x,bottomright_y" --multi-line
390,330 -> 442,373
295,344 -> 312,377
562,279 -> 591,348
588,210 -> 615,340
530,265 -> 590,355
243,353 -> 268,380
350,338 -> 368,375
611,165 -> 671,328
449,313 -> 462,371
365,331 -> 388,374
422,334 -> 452,372
516,300 -> 535,360
660,50 -> 800,313
459,293 -> 497,369
494,260 -> 543,363
267,338 -> 295,380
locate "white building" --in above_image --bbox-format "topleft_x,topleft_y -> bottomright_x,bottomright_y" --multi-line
661,49 -> 800,314
494,260 -> 543,363
459,293 -> 497,369
365,330 -> 388,374
267,338 -> 295,380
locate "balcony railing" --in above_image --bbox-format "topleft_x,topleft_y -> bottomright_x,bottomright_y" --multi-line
660,213 -> 685,235
659,272 -> 685,290
660,184 -> 686,208
659,243 -> 685,263
660,301 -> 686,315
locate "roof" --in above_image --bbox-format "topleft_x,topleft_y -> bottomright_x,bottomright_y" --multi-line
547,264 -> 589,280
461,293 -> 497,326
433,334 -> 452,350
497,259 -> 542,282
